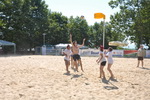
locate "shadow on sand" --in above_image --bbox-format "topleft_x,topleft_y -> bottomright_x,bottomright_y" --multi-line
71,74 -> 83,79
104,85 -> 119,90
101,77 -> 119,90
102,78 -> 109,84
63,72 -> 71,76
140,67 -> 150,70
108,77 -> 118,82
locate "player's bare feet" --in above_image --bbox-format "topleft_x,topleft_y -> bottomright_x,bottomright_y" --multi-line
110,76 -> 115,79
98,76 -> 102,78
81,69 -> 84,72
67,71 -> 70,74
103,77 -> 106,80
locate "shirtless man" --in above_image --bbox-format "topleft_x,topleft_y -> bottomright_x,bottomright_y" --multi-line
70,34 -> 85,72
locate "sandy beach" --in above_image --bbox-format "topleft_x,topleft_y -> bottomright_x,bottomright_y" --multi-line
0,55 -> 150,100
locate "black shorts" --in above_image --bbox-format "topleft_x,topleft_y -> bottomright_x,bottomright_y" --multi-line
138,57 -> 143,60
72,54 -> 81,61
101,61 -> 106,66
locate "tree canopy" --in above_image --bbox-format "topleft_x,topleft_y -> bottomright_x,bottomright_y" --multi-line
0,0 -> 149,53
109,0 -> 150,48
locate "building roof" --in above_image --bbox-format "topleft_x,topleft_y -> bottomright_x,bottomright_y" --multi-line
0,40 -> 15,46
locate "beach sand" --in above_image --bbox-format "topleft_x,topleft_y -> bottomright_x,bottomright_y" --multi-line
0,55 -> 150,100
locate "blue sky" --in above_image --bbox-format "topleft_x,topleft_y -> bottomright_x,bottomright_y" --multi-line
44,0 -> 120,25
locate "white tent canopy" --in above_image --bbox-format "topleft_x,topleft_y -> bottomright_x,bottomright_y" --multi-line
0,40 -> 16,54
55,43 -> 72,49
109,41 -> 128,47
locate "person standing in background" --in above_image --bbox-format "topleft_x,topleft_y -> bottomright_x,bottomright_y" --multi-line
137,45 -> 145,68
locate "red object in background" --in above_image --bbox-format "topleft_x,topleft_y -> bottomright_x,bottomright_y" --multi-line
124,50 -> 137,55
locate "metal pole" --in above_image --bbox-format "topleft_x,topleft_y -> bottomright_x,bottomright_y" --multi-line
44,34 -> 45,45
14,44 -> 16,54
43,33 -> 46,46
103,19 -> 105,48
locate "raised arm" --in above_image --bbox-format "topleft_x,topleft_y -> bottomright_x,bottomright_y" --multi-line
78,38 -> 86,48
70,33 -> 73,45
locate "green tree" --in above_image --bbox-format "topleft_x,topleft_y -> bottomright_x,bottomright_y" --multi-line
109,0 -> 150,49
68,16 -> 89,45
87,22 -> 118,49
23,0 -> 49,51
134,0 -> 150,48
0,0 -> 50,52
0,0 -> 25,48
48,12 -> 68,45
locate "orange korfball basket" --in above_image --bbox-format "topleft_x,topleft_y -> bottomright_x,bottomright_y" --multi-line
94,13 -> 105,19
